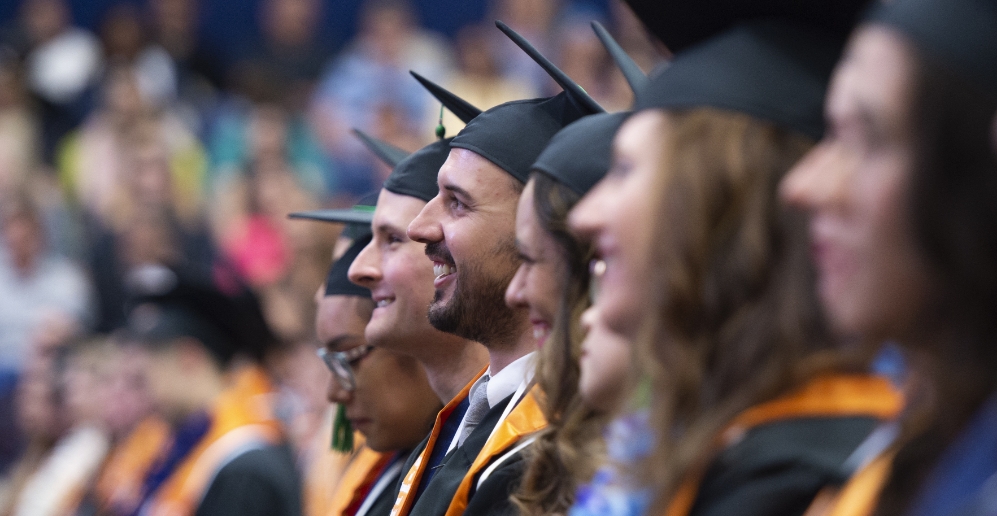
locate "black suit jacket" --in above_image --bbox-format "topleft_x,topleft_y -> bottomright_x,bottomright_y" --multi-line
406,394 -> 520,516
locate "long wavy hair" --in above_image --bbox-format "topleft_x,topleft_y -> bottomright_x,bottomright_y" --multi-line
871,44 -> 997,516
512,172 -> 609,516
634,107 -> 870,514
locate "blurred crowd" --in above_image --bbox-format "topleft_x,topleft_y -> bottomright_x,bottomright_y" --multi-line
0,0 -> 660,513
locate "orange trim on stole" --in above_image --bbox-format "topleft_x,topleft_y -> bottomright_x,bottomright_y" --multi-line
390,366 -> 488,516
443,384 -> 548,516
327,446 -> 392,516
142,370 -> 284,516
664,374 -> 903,516
806,452 -> 894,516
94,416 -> 172,515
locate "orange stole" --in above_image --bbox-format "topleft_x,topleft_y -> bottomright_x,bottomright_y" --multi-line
142,375 -> 284,516
305,425 -> 367,516
390,366 -> 487,516
443,384 -> 548,516
327,446 -> 392,516
665,374 -> 903,516
94,416 -> 172,515
803,453 -> 894,516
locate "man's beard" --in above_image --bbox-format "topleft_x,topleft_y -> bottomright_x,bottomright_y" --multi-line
426,240 -> 522,348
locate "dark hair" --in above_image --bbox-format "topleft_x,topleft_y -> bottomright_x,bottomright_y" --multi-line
873,43 -> 997,516
512,172 -> 607,516
635,107 -> 866,514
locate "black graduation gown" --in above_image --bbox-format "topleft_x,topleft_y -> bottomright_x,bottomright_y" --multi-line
195,443 -> 302,516
405,394 -> 520,516
688,416 -> 880,516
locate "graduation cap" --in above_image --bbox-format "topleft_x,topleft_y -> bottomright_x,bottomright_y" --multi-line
436,22 -> 604,184
125,265 -> 275,366
634,19 -> 846,140
383,138 -> 453,202
410,71 -> 483,128
352,128 -> 453,203
591,21 -> 650,94
324,233 -> 372,298
352,129 -> 410,169
532,112 -> 630,196
288,192 -> 379,240
865,0 -> 997,93
623,0 -> 869,54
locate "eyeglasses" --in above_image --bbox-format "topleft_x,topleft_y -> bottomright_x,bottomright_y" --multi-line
317,344 -> 373,392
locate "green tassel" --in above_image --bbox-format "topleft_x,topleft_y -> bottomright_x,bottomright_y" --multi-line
331,404 -> 354,453
435,104 -> 446,139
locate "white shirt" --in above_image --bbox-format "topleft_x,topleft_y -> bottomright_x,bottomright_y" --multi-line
446,351 -> 536,454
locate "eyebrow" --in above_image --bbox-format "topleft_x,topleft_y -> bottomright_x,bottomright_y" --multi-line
442,182 -> 475,203
375,221 -> 405,236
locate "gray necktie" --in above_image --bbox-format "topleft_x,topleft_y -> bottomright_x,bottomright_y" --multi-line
457,375 -> 490,447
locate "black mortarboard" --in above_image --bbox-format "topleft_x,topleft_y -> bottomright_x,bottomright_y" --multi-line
410,71 -> 483,126
351,129 -> 410,169
444,22 -> 605,184
635,20 -> 845,140
383,138 -> 452,202
591,21 -> 650,94
865,0 -> 997,93
623,0 -> 869,54
125,265 -> 274,366
532,112 -> 630,196
324,233 -> 372,298
351,129 -> 452,203
288,193 -> 378,239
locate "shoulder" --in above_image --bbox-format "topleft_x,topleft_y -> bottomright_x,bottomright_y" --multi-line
691,416 -> 880,516
196,445 -> 302,516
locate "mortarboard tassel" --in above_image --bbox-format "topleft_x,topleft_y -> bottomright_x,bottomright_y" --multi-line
331,403 -> 354,453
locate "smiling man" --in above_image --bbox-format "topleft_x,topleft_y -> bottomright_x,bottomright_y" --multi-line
401,22 -> 603,516
303,129 -> 491,515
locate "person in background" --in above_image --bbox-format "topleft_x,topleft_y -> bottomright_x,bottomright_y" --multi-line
0,347 -> 65,515
6,0 -> 102,165
504,110 -> 631,515
309,0 -> 453,199
0,192 -> 93,386
84,336 -> 171,516
98,3 -> 178,110
779,0 -> 997,513
124,267 -> 301,516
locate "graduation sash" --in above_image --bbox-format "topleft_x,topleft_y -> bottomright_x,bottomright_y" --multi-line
391,367 -> 487,516
95,416 -> 172,515
803,453 -> 894,516
665,374 -> 903,516
140,372 -> 283,516
327,446 -> 393,516
443,383 -> 548,516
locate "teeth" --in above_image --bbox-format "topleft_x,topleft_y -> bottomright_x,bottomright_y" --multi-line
433,263 -> 456,279
376,299 -> 392,308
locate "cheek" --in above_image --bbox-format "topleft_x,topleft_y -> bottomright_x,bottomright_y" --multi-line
579,333 -> 631,408
529,264 -> 566,317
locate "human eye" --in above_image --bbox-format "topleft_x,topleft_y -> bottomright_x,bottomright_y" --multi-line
447,195 -> 468,213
